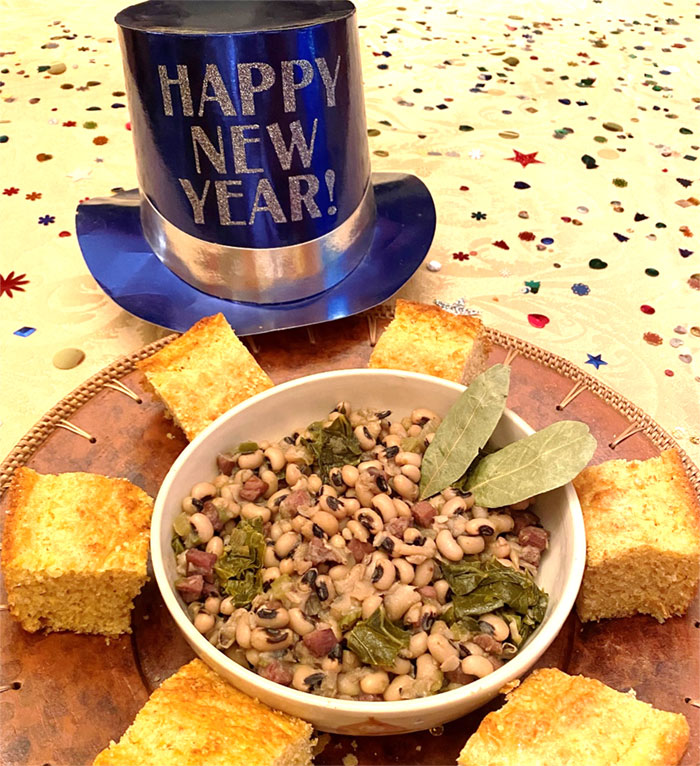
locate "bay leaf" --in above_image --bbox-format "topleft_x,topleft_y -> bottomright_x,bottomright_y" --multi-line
418,364 -> 511,500
465,420 -> 596,507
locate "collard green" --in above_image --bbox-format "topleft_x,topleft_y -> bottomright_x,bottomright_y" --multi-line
301,414 -> 362,480
441,557 -> 548,638
214,517 -> 265,607
465,420 -> 596,506
346,606 -> 410,667
418,364 -> 511,500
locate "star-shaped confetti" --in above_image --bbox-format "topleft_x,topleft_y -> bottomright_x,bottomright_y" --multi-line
3,187 -> 19,196
507,150 -> 543,168
585,353 -> 607,369
471,211 -> 487,220
25,191 -> 41,201
452,251 -> 471,261
0,271 -> 29,298
468,149 -> 484,160
67,168 -> 93,181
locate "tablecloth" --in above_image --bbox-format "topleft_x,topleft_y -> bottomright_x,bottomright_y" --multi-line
1,0 -> 698,465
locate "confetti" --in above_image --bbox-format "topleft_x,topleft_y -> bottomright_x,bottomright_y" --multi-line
0,271 -> 29,298
571,283 -> 590,296
507,150 -> 543,168
527,313 -> 550,328
585,354 -> 607,369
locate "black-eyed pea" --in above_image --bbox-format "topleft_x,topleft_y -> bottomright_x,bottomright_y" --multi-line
306,473 -> 322,495
238,450 -> 264,470
346,519 -> 370,542
264,446 -> 285,472
292,664 -> 321,692
330,534 -> 346,549
288,608 -> 315,636
403,601 -> 422,626
262,566 -> 280,588
413,559 -> 435,588
337,672 -> 361,696
255,606 -> 290,629
319,494 -> 342,514
235,615 -> 252,648
478,613 -> 510,642
392,498 -> 411,518
341,465 -> 359,487
490,537 -> 511,558
393,474 -> 418,501
291,515 -> 306,533
241,502 -> 271,523
269,521 -> 285,541
360,670 -> 389,695
191,481 -> 217,500
400,464 -> 421,483
342,497 -> 360,514
411,407 -> 438,425
354,425 -> 377,451
205,535 -> 224,557
280,558 -> 296,575
362,593 -> 383,619
321,657 -> 341,673
220,597 -> 235,616
194,611 -> 215,633
203,595 -> 221,614
465,517 -> 496,537
263,545 -> 279,567
267,488 -> 290,511
471,505 -> 489,519
394,558 -> 414,584
371,493 -> 397,522
461,655 -> 494,678
358,459 -> 383,472
434,579 -> 450,604
342,650 -> 361,671
260,469 -> 278,498
370,559 -> 396,590
383,434 -> 402,449
415,654 -> 441,687
291,477 -> 309,493
462,641 -> 485,657
213,473 -> 230,489
395,451 -> 422,467
251,628 -> 292,652
427,633 -> 458,665
405,630 -> 429,658
458,535 -> 485,555
382,656 -> 412,675
492,513 -> 515,533
285,463 -> 302,486
384,583 -> 421,621
384,674 -> 415,701
509,498 -> 532,511
442,497 -> 467,517
312,510 -> 339,537
181,496 -> 199,514
329,564 -> 351,581
274,530 -> 299,558
314,575 -> 335,603
449,516 -> 467,537
245,649 -> 260,667
436,530 -> 464,561
406,424 -> 422,437
389,422 -> 407,437
189,512 -> 214,543
440,655 -> 461,673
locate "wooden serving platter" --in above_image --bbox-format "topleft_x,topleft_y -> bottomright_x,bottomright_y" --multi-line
1,313 -> 698,766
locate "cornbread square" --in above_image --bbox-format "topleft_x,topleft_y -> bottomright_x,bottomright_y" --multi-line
93,659 -> 315,766
573,449 -> 700,623
137,313 -> 274,441
458,668 -> 689,766
1,467 -> 152,636
369,299 -> 490,383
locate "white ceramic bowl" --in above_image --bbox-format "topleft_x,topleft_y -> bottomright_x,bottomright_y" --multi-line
152,369 -> 586,735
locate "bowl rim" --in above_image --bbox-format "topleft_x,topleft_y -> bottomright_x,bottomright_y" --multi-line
151,368 -> 587,715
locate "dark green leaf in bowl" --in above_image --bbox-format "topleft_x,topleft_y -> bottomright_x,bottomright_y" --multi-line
346,606 -> 411,667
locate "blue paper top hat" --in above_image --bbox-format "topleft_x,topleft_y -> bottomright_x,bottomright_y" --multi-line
76,0 -> 435,334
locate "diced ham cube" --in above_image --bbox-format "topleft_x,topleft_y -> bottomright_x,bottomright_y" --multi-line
201,500 -> 223,532
411,501 -> 436,528
260,661 -> 293,686
302,628 -> 338,657
186,549 -> 218,582
175,574 -> 204,603
473,633 -> 503,655
385,516 -> 410,538
518,525 -> 549,551
511,510 -> 540,535
347,538 -> 374,563
280,489 -> 312,514
520,545 -> 541,567
240,475 -> 269,501
308,536 -> 343,565
446,668 -> 474,684
216,453 -> 237,476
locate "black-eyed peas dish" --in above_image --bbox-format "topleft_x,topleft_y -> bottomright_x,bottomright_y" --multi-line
172,403 -> 550,701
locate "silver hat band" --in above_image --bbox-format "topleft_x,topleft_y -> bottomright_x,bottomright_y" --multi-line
140,183 -> 376,305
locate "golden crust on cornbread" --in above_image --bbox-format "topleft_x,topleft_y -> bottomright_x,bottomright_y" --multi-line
1,467 -> 152,636
458,668 -> 689,766
369,299 -> 490,384
137,313 -> 274,441
93,659 -> 315,766
573,449 -> 700,623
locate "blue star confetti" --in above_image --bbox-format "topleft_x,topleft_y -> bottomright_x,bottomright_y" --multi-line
585,353 -> 608,369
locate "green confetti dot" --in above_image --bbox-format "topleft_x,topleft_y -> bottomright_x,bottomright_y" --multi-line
593,136 -> 608,143
373,149 -> 389,157
367,128 -> 381,137
655,222 -> 667,229
612,178 -> 628,187
459,125 -> 474,132
603,121 -> 623,132
680,127 -> 693,135
645,268 -> 660,277
503,57 -> 520,66
83,121 -> 98,129
589,258 -> 608,270
0,136 -> 8,144
37,65 -> 50,72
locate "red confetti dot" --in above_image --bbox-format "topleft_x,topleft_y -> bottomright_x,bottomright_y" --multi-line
527,313 -> 550,329
459,185 -> 469,191
640,304 -> 655,314
518,231 -> 536,241
58,231 -> 72,237
125,122 -> 131,131
665,369 -> 674,377
93,136 -> 108,145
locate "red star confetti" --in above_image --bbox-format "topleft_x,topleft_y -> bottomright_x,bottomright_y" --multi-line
507,150 -> 543,168
0,271 -> 29,298
62,120 -> 76,127
3,187 -> 19,196
25,191 -> 41,201
453,251 -> 473,261
518,231 -> 536,241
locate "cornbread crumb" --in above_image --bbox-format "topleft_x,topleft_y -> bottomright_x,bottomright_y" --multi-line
458,668 -> 689,766
573,449 -> 700,623
1,467 -> 152,636
137,313 -> 274,441
93,659 -> 314,766
369,299 -> 490,384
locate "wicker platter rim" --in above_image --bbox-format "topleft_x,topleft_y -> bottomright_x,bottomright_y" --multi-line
1,316 -> 698,497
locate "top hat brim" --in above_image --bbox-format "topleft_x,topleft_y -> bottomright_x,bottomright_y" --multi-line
75,171 -> 435,335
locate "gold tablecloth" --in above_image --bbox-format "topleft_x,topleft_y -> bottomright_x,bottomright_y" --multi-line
1,0 -> 698,465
